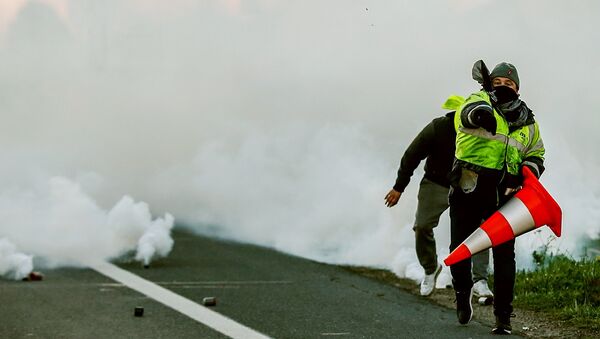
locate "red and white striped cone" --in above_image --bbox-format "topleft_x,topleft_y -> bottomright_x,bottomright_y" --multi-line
444,166 -> 562,266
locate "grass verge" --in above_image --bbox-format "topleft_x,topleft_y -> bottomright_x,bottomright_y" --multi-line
513,254 -> 600,331
345,253 -> 600,338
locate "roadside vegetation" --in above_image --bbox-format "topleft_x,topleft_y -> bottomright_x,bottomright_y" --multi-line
344,244 -> 600,338
512,250 -> 600,331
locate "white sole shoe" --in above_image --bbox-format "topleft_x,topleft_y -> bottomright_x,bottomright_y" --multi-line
420,264 -> 442,296
473,279 -> 494,298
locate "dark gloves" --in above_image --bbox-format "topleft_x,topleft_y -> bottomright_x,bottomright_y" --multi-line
503,172 -> 523,188
522,164 -> 540,178
471,109 -> 497,135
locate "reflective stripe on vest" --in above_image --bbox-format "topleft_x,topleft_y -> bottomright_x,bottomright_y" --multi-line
458,127 -> 530,153
453,91 -> 542,175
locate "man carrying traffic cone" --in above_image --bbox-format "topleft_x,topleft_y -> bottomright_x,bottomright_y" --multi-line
444,60 -> 545,334
443,165 -> 561,268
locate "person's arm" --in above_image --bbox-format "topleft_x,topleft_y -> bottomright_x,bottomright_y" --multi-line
386,123 -> 434,207
393,121 -> 435,192
522,123 -> 545,178
460,100 -> 497,135
504,123 -> 545,196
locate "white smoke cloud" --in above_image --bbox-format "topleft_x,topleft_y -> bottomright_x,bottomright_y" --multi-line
150,124 -> 404,264
0,238 -> 33,280
0,0 -> 599,278
0,175 -> 174,268
135,213 -> 175,266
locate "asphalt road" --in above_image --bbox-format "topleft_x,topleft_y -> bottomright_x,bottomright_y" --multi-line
0,229 -> 513,338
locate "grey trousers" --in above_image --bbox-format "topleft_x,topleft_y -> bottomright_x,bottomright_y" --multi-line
414,177 -> 489,279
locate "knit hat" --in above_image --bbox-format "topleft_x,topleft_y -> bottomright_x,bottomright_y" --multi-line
490,62 -> 519,89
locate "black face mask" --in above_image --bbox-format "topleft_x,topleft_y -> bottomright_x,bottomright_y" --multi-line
492,85 -> 519,105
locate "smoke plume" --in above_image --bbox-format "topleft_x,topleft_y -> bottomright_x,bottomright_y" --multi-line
0,238 -> 33,280
0,1 -> 599,281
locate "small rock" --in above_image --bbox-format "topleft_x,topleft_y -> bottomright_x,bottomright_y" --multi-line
202,297 -> 217,306
134,306 -> 144,317
22,272 -> 44,281
477,296 -> 493,306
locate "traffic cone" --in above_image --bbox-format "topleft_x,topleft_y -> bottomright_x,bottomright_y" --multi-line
444,166 -> 562,266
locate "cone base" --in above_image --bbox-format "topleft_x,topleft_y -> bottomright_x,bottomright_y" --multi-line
518,166 -> 562,237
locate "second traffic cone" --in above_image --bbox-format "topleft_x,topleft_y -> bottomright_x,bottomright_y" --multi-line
444,166 -> 562,266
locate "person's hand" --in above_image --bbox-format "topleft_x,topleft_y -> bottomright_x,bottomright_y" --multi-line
384,189 -> 402,207
472,109 -> 497,135
522,164 -> 540,178
504,186 -> 522,196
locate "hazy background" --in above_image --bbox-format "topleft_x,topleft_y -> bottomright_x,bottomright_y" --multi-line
0,0 -> 599,280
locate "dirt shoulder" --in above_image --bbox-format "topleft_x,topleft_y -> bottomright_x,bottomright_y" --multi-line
344,266 -> 599,339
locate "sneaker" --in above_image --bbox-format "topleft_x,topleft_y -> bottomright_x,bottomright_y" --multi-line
455,288 -> 473,324
473,279 -> 493,297
491,314 -> 512,334
420,264 -> 442,296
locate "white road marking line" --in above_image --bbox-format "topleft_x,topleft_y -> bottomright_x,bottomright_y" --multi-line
157,280 -> 294,285
91,261 -> 271,339
177,286 -> 241,289
321,333 -> 350,336
98,283 -> 242,289
98,280 -> 293,287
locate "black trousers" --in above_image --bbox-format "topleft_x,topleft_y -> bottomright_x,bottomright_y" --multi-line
449,174 -> 515,316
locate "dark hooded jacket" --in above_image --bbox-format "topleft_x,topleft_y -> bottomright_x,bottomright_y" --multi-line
393,112 -> 456,192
